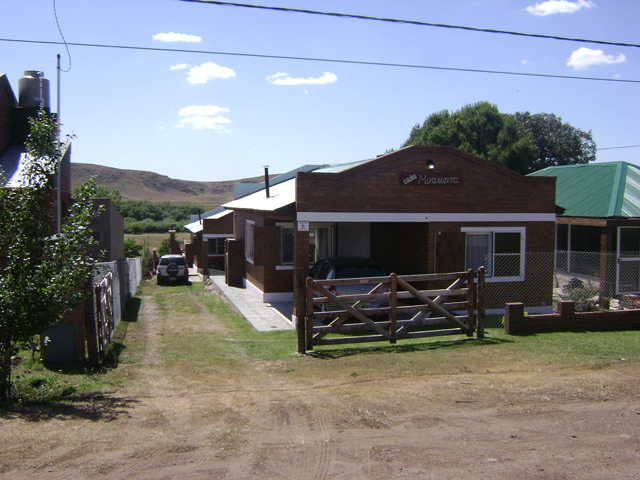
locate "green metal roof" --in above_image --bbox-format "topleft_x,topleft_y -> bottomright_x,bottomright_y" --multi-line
529,161 -> 640,218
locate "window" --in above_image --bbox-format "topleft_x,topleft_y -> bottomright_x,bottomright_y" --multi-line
463,227 -> 525,282
281,227 -> 294,264
209,238 -> 226,255
245,221 -> 255,261
277,223 -> 334,266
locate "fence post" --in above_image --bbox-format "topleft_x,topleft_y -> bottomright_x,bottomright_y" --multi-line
466,269 -> 475,337
476,267 -> 485,339
85,284 -> 100,366
390,273 -> 397,344
300,276 -> 311,353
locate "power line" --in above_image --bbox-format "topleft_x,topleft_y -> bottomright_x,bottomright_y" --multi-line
178,0 -> 640,49
598,144 -> 640,151
2,37 -> 639,84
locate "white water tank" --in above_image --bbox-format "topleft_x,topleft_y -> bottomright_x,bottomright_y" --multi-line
18,70 -> 50,109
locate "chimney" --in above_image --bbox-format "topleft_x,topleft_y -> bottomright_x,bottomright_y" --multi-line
264,165 -> 270,198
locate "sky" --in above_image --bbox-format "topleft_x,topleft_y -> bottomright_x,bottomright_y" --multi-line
1,0 -> 639,182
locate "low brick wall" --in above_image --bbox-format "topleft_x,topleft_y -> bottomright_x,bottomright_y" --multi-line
505,300 -> 640,335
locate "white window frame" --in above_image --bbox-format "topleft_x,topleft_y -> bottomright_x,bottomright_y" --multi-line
461,226 -> 526,282
245,220 -> 255,264
275,222 -> 335,270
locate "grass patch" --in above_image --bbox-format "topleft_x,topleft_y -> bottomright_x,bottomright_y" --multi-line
9,355 -> 120,407
483,328 -> 640,365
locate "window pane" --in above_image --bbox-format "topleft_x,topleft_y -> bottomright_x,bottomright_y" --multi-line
245,223 -> 254,258
466,233 -> 491,271
495,232 -> 520,254
620,228 -> 640,257
494,254 -> 520,277
281,228 -> 294,264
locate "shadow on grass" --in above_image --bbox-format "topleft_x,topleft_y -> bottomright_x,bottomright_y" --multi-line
0,393 -> 139,422
123,296 -> 142,323
307,336 -> 512,359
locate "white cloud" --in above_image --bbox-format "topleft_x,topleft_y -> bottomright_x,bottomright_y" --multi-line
177,116 -> 231,130
176,105 -> 232,132
179,105 -> 230,117
567,47 -> 626,70
187,62 -> 236,84
526,0 -> 594,16
153,32 -> 202,43
521,59 -> 532,65
266,72 -> 338,85
171,63 -> 189,70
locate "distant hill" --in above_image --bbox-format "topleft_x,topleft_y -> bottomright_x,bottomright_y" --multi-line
71,163 -> 268,205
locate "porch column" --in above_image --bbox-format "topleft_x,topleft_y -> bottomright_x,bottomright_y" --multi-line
600,225 -> 615,299
293,221 -> 310,353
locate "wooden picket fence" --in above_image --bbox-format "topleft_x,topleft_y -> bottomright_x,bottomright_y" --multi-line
304,268 -> 485,351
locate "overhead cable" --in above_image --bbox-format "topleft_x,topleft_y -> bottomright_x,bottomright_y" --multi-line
177,0 -> 640,49
2,38 -> 638,84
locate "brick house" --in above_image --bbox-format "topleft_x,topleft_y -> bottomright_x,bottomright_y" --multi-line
223,145 -> 558,323
184,206 -> 233,275
531,161 -> 640,297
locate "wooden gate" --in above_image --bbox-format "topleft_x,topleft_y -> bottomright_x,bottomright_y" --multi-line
304,268 -> 485,351
94,271 -> 115,361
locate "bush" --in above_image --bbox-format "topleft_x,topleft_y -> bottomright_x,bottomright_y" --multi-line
124,238 -> 143,258
559,278 -> 600,312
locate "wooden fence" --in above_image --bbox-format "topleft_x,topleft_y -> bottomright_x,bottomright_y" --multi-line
303,268 -> 485,351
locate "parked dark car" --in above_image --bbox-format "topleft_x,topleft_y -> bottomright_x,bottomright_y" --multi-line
156,255 -> 189,285
309,257 -> 387,311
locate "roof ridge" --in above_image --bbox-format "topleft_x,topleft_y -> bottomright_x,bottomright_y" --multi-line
607,162 -> 626,216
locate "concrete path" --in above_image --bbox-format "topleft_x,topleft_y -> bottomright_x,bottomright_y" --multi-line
207,274 -> 294,332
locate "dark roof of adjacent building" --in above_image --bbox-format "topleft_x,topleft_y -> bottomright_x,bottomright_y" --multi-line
529,161 -> 640,218
0,145 -> 27,186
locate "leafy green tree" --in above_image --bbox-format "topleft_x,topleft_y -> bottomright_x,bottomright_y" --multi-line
158,238 -> 171,256
124,238 -> 144,258
514,112 -> 596,172
73,183 -> 122,211
402,101 -> 595,174
0,111 -> 100,403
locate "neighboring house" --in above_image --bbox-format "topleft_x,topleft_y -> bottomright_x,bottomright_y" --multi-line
0,72 -> 72,226
530,161 -> 640,296
184,206 -> 233,275
223,145 -> 558,323
1,71 -> 128,363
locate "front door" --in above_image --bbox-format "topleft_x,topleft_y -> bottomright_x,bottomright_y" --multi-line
617,227 -> 640,294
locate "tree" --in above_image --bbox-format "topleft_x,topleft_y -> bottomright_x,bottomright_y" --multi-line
402,102 -> 595,174
514,111 -> 596,172
124,238 -> 144,258
0,111 -> 100,403
73,183 -> 122,211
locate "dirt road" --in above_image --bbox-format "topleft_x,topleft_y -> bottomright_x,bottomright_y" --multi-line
1,286 -> 639,479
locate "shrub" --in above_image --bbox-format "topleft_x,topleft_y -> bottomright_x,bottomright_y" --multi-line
124,238 -> 143,258
559,278 -> 600,312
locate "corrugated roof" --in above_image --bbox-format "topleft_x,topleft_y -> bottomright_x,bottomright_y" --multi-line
0,146 -> 28,187
530,161 -> 640,217
185,207 -> 232,233
224,176 -> 296,212
224,159 -> 376,212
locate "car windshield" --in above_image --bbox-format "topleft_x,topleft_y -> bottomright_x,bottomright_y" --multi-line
335,264 -> 384,279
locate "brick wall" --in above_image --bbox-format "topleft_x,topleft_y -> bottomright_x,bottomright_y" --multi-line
296,146 -> 556,215
505,300 -> 640,335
